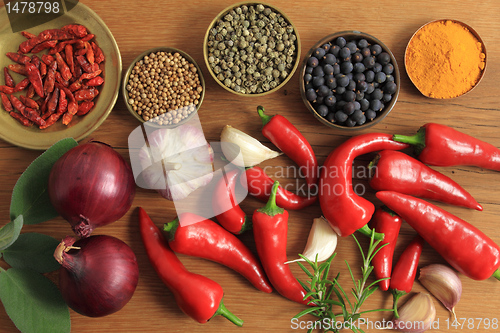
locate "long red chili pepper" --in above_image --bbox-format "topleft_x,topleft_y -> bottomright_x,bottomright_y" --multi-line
212,169 -> 251,234
252,181 -> 309,305
163,212 -> 272,293
370,206 -> 402,291
243,166 -> 317,210
390,234 -> 425,318
319,133 -> 408,238
369,150 -> 482,211
138,208 -> 243,326
376,191 -> 500,281
257,105 -> 318,189
393,123 -> 500,170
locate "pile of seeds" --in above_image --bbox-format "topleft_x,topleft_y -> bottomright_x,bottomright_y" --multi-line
206,3 -> 298,94
126,51 -> 203,125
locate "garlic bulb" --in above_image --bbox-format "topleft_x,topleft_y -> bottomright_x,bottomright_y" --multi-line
419,264 -> 462,319
393,292 -> 436,333
138,125 -> 214,201
285,217 -> 338,264
221,125 -> 280,167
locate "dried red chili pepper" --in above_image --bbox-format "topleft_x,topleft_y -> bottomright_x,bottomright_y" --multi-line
319,133 -> 408,238
40,28 -> 74,40
76,55 -> 93,73
376,191 -> 500,281
257,105 -> 318,190
76,101 -> 93,116
25,62 -> 44,98
252,181 -> 310,305
43,61 -> 57,95
21,107 -> 46,127
20,95 -> 39,109
243,166 -> 317,210
6,52 -> 31,65
9,111 -> 31,126
369,150 -> 482,211
21,31 -> 37,39
86,76 -> 104,86
4,67 -> 15,88
84,41 -> 94,64
92,42 -> 105,64
163,212 -> 272,293
370,206 -> 402,291
41,54 -> 55,66
75,88 -> 98,101
65,44 -> 75,75
25,84 -> 35,99
390,234 -> 425,318
80,69 -> 102,81
44,87 -> 59,119
0,85 -> 15,94
212,169 -> 251,234
14,78 -> 30,92
55,52 -> 72,81
1,92 -> 13,112
31,40 -> 58,53
62,24 -> 88,38
57,88 -> 67,114
79,34 -> 95,43
393,123 -> 500,171
10,95 -> 26,113
39,113 -> 61,129
8,64 -> 27,75
55,72 -> 69,87
18,33 -> 50,53
138,208 -> 243,326
40,62 -> 47,77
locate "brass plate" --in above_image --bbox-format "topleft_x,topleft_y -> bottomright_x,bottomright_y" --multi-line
0,0 -> 121,150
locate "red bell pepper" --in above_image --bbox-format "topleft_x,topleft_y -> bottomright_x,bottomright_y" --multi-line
257,106 -> 318,190
252,181 -> 309,304
212,168 -> 251,234
370,206 -> 402,291
243,166 -> 317,210
163,212 -> 272,293
390,234 -> 425,318
369,150 -> 482,210
393,123 -> 500,170
138,208 -> 243,326
319,133 -> 408,238
376,191 -> 500,281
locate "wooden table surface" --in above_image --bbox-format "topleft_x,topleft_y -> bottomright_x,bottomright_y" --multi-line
1,0 -> 500,332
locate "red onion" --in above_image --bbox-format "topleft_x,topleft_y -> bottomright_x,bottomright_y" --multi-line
48,141 -> 136,238
54,235 -> 139,317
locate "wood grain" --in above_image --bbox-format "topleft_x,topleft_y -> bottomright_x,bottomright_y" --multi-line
1,0 -> 500,332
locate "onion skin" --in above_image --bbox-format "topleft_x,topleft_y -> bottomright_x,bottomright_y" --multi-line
48,141 -> 136,238
55,235 -> 139,317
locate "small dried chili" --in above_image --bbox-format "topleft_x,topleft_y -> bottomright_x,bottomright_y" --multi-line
9,111 -> 31,126
21,107 -> 45,127
393,123 -> 500,171
18,32 -> 50,53
138,208 -> 243,326
62,24 -> 88,38
0,85 -> 15,94
370,206 -> 402,291
212,168 -> 251,234
243,165 -> 317,210
55,52 -> 72,81
20,95 -> 39,109
1,92 -> 13,112
74,88 -> 98,101
7,64 -> 27,75
25,62 -> 44,98
390,234 -> 425,318
6,52 -> 31,65
31,40 -> 58,54
92,42 -> 105,64
75,101 -> 93,116
3,67 -> 15,88
21,31 -> 37,39
257,105 -> 318,189
44,61 -> 57,95
163,212 -> 272,293
86,76 -> 104,86
319,133 -> 408,238
14,78 -> 30,92
252,181 -> 310,305
369,150 -> 482,210
376,191 -> 500,281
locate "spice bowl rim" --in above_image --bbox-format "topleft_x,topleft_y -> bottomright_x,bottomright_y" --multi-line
122,46 -> 206,128
299,30 -> 400,131
203,1 -> 301,97
404,19 -> 487,99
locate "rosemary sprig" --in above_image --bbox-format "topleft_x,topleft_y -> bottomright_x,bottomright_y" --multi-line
293,231 -> 393,333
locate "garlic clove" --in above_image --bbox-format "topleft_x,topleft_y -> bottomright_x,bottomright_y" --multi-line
419,264 -> 462,319
393,292 -> 436,333
285,217 -> 338,264
221,125 -> 281,167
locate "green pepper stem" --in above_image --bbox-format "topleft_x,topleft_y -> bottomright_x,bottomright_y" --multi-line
357,224 -> 384,241
257,181 -> 284,216
238,216 -> 253,234
492,269 -> 500,281
392,127 -> 426,155
257,105 -> 273,127
216,300 -> 244,327
391,290 -> 406,319
163,218 -> 179,242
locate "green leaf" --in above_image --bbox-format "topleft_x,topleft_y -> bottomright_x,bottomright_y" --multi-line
0,268 -> 70,333
293,306 -> 323,319
1,233 -> 61,273
0,215 -> 24,251
10,138 -> 78,225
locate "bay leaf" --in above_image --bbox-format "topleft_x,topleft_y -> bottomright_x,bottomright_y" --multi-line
0,268 -> 70,333
1,233 -> 61,273
0,215 -> 23,252
10,138 -> 78,225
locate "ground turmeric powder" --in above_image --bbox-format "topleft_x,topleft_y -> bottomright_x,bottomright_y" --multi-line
405,20 -> 486,99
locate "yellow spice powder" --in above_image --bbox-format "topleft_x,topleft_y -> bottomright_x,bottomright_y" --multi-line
405,20 -> 486,99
